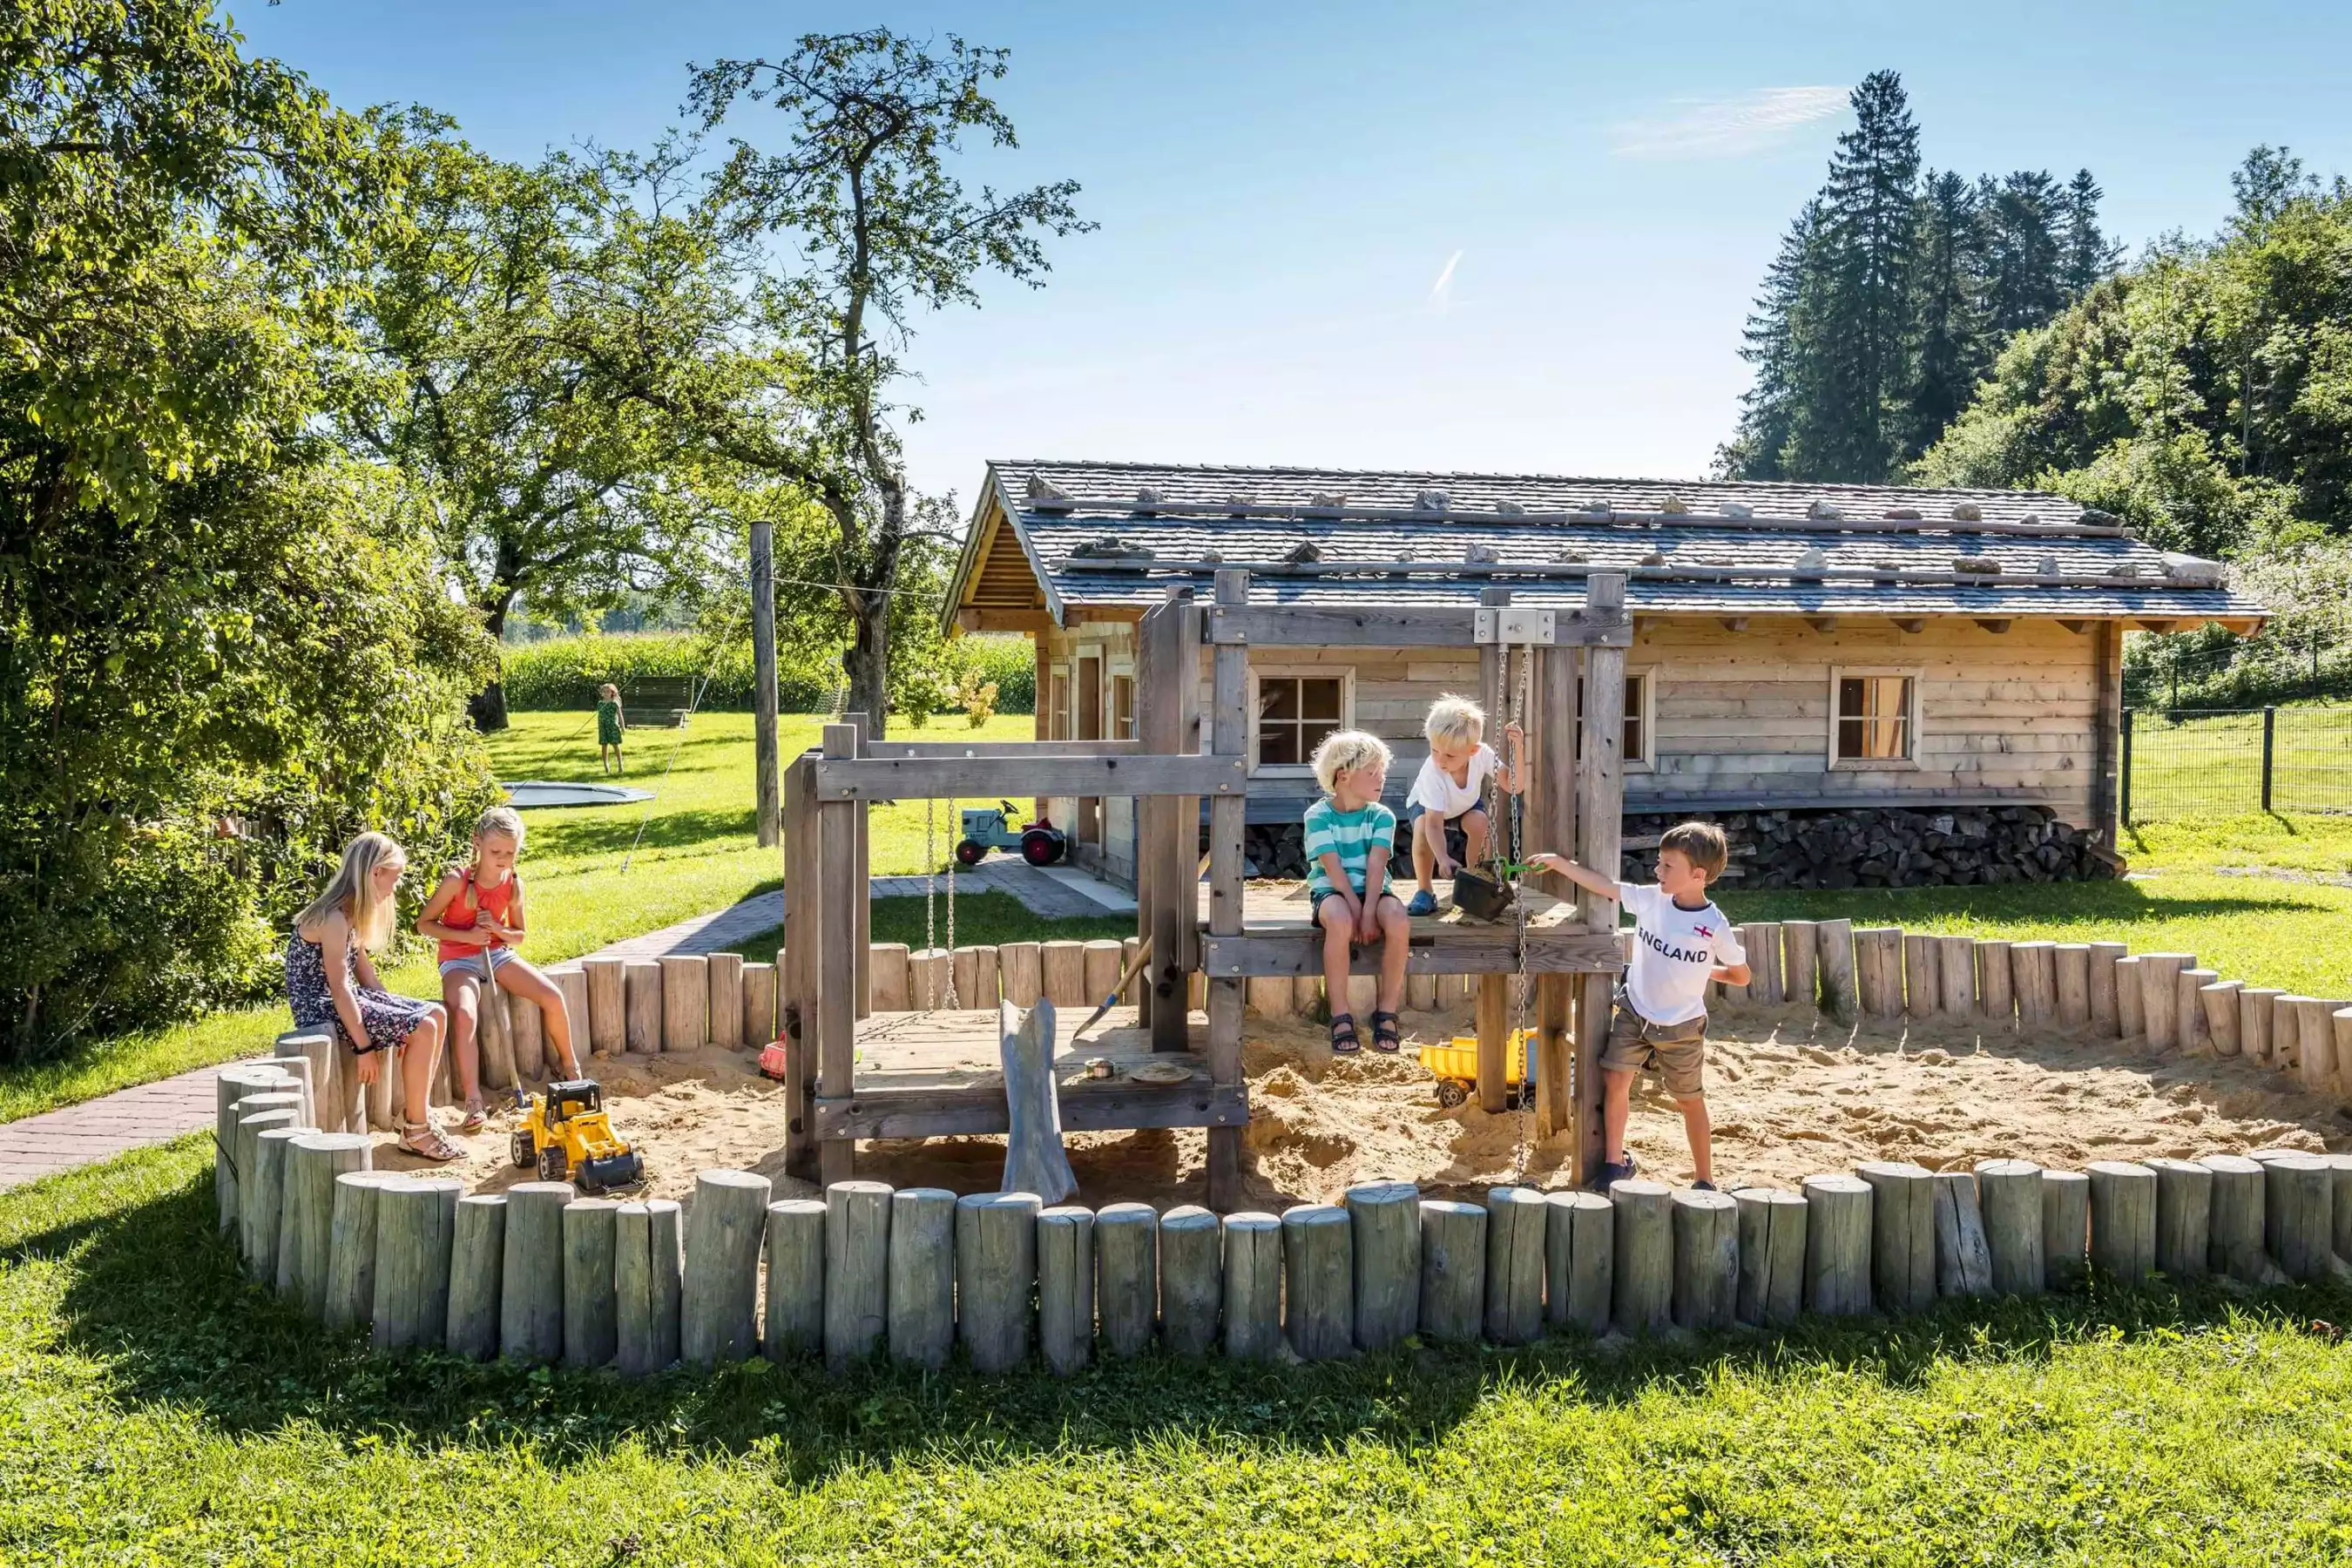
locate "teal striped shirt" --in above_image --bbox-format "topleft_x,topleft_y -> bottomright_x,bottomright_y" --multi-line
1303,799 -> 1399,898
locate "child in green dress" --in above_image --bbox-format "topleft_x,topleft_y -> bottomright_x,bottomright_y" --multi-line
597,683 -> 625,774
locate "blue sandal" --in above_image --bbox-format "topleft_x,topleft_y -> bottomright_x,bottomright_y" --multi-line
1328,1013 -> 1362,1054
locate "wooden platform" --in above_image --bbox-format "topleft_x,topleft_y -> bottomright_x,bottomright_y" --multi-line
1194,878 -> 1625,978
812,1005 -> 1247,1142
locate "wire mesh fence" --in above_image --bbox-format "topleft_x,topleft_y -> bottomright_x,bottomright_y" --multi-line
2124,706 -> 2352,821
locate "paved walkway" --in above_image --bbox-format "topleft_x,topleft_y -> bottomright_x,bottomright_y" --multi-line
0,859 -> 1143,1191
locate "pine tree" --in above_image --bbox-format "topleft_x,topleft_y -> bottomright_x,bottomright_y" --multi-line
2058,168 -> 2120,295
1906,170 -> 1988,457
1983,171 -> 2064,333
1715,201 -> 1823,479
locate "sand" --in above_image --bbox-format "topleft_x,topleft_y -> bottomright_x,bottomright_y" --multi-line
367,1004 -> 2349,1211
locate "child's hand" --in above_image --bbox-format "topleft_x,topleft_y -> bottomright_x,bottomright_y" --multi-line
1435,850 -> 1457,879
1524,852 -> 1570,874
1355,902 -> 1382,944
1504,720 -> 1524,746
355,1051 -> 382,1085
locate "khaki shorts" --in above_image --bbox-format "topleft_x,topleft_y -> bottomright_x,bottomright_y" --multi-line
1599,994 -> 1709,1098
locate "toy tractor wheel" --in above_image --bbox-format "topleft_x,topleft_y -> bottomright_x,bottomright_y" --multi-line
1020,827 -> 1064,867
510,1129 -> 535,1169
955,839 -> 986,867
1434,1078 -> 1469,1110
537,1145 -> 569,1184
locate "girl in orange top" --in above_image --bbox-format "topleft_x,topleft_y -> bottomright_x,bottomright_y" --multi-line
417,805 -> 581,1131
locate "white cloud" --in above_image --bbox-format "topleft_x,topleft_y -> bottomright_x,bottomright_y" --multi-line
1428,248 -> 1463,312
1609,85 -> 1848,159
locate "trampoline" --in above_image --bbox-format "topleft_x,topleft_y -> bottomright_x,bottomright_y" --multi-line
502,780 -> 655,809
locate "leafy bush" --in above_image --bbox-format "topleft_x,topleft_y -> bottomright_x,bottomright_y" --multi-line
501,631 -> 1036,716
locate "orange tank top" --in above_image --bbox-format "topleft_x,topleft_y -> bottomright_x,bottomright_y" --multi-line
436,868 -> 518,963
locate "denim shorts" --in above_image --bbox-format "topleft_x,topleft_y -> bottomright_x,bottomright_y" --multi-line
438,947 -> 517,980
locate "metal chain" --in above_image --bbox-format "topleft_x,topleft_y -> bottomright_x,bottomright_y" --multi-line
943,797 -> 959,1010
923,799 -> 938,1010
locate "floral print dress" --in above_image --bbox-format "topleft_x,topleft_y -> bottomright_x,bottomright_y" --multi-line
286,930 -> 435,1055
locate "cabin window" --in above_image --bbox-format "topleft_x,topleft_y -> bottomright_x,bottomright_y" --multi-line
1110,672 -> 1136,740
1047,665 -> 1071,742
1250,669 -> 1350,770
1831,669 -> 1918,765
1623,670 -> 1653,770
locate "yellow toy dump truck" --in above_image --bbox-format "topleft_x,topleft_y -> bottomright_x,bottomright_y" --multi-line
511,1078 -> 643,1192
1418,1031 -> 1536,1111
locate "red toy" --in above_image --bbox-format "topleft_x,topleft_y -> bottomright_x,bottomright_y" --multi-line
758,1039 -> 790,1082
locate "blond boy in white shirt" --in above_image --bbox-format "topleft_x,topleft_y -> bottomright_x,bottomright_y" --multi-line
1402,694 -> 1524,916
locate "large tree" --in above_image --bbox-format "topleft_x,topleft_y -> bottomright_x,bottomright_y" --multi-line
1904,170 -> 1990,457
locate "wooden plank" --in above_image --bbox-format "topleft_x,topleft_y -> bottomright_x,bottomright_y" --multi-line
814,1078 -> 1248,1141
861,738 -> 1146,759
1205,570 -> 1250,1207
814,752 -> 1241,802
1205,603 -> 1632,649
781,752 -> 815,1179
816,727 -> 859,1188
1530,641 -> 1578,1137
1198,929 -> 1624,978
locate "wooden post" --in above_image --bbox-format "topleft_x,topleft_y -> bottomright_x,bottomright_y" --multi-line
476,983 -> 517,1093
214,1065 -> 292,1235
548,964 -> 589,1072
1220,1210 -> 1283,1362
760,1198 -> 825,1363
1747,923 -> 1786,1006
2086,1160 -> 2157,1281
499,1181 -> 570,1363
283,1132 -> 370,1319
2202,980 -> 2244,1056
659,955 -> 710,1051
751,517 -> 781,847
2199,1154 -> 2286,1286
1718,928 -> 1752,1010
562,1198 -> 620,1369
2255,1152 -> 2335,1281
2054,944 -> 2092,1027
1974,1159 -> 2045,1296
1474,976 -> 1510,1115
1157,1204 -> 1222,1357
623,961 -> 662,1054
1670,1187 -> 1739,1331
2298,997 -> 2342,1092
370,1176 -> 460,1354
1801,1173 -> 1873,1315
824,1179 -> 893,1368
885,1186 -> 956,1371
2139,954 -> 2189,1050
617,1199 -> 684,1376
1572,574 -> 1629,1185
2177,970 -> 2218,1052
2011,942 -> 2058,1027
1902,932 -> 1935,1017
847,715 -> 871,1024
275,1028 -> 333,1127
2144,1157 -> 2212,1280
1855,929 -> 1903,1019
1484,1186 -> 1547,1346
680,1169 -> 772,1365
247,1123 -> 309,1285
1544,1190 -> 1614,1335
2086,941 -> 2126,1035
1936,933 -> 1974,1016
781,752 -> 817,1180
1039,941 -> 1086,1008
706,952 -> 744,1050
863,943 -> 909,1012
1528,639 -> 1578,1133
1976,939 -> 2014,1028
2041,1169 -> 2090,1288
1416,1200 -> 1487,1342
1247,975 -> 1295,1017
510,977 -> 545,1081
816,724 -> 860,1187
364,1029 -> 397,1128
1079,940 -> 1123,1013
1815,919 -> 1857,1021
957,1191 -> 1041,1372
2240,986 -> 2283,1063
741,961 -> 776,1045
1204,580 -> 1252,1207
2114,956 -> 2145,1037
1272,1205 -> 1349,1361
902,948 -> 946,1010
1858,1160 -> 1936,1314
583,957 -> 625,1056
1930,1171 -> 1993,1297
322,1171 -> 402,1334
1733,1186 -> 1806,1328
1782,920 -> 1820,1012
1608,1179 -> 1673,1335
2328,1152 -> 2352,1264
1342,1180 -> 1418,1349
1094,1202 -> 1159,1358
999,942 -> 1042,1008
1037,1205 -> 1098,1375
1138,591 -> 1194,1054
233,1096 -> 302,1269
2271,993 -> 2307,1073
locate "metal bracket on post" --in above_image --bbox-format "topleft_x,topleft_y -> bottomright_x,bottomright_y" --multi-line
1475,607 -> 1557,645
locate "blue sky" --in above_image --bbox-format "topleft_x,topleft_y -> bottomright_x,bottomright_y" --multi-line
235,0 -> 2352,507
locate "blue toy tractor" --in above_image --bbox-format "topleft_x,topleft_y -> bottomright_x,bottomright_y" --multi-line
955,801 -> 1066,867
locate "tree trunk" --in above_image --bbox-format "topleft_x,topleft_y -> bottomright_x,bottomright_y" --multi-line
468,587 -> 518,733
841,585 -> 889,739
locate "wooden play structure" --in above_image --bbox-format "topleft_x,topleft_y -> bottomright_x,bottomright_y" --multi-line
775,569 -> 1636,1206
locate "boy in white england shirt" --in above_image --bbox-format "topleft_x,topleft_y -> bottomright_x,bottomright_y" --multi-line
1527,820 -> 1750,1190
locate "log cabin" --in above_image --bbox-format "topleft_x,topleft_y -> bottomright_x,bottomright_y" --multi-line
943,460 -> 2265,888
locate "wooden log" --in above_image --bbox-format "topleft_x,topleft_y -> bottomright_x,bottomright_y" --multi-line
1718,927 -> 1752,1010
2298,997 -> 2344,1092
2328,1153 -> 2352,1263
283,1132 -> 370,1319
2114,956 -> 2145,1038
969,945 -> 1004,1010
1121,936 -> 1143,1004
2202,981 -> 2244,1056
322,1170 -> 403,1334
957,1191 -> 1042,1372
1670,1187 -> 1739,1330
259,1051 -> 314,1134
878,1186 -> 953,1370
1220,1210 -> 1284,1362
2240,986 -> 2284,1064
1930,1171 -> 1993,1297
498,1181 -> 571,1363
2086,1160 -> 2158,1281
1039,941 -> 1087,1008
659,955 -> 709,1051
1094,1202 -> 1159,1359
248,1123 -> 310,1286
2143,1157 -> 2212,1280
2199,1155 -> 2287,1286
2011,942 -> 2058,1028
868,943 -> 911,1011
585,956 -> 627,1056
706,952 -> 744,1049
681,1169 -> 772,1365
902,947 -> 946,1010
2334,1011 -> 2352,1096
1266,1208 -> 1347,1366
439,1193 -> 504,1362
2137,954 -> 2188,1051
1247,974 -> 1295,1017
1158,1204 -> 1222,1357
560,1198 -> 620,1369
999,998 -> 1077,1206
1746,923 -> 1783,1005
1973,1159 -> 2044,1297
371,1176 -> 461,1354
1406,970 -> 1438,1012
1436,972 -> 1474,1010
275,1028 -> 332,1126
1484,1186 -> 1547,1346
214,1065 -> 292,1235
1801,1173 -> 1873,1315
759,1198 -> 824,1363
2256,1152 -> 2335,1281
2042,1169 -> 2090,1288
510,975 -> 545,1081
1416,1200 -> 1487,1342
1080,940 -> 1125,1015
821,1179 -> 892,1367
2271,994 -> 2308,1073
1857,1160 -> 1936,1314
1609,1179 -> 1673,1335
551,963 -> 590,1071
233,1095 -> 303,1268
2087,941 -> 2126,1035
741,961 -> 776,1045
2174,970 -> 2218,1053
1815,918 -> 1857,1020
1338,1180 -> 1417,1350
1732,1186 -> 1806,1328
365,1034 -> 397,1129
999,942 -> 1042,1008
1856,928 -> 1903,1019
1781,920 -> 1819,1011
476,982 -> 518,1093
616,1199 -> 684,1376
2053,944 -> 2092,1027
623,960 -> 662,1054
1936,934 -> 1976,1015
1976,939 -> 2014,1028
1038,1205 -> 1098,1375
1903,932 -> 1936,1017
1542,1189 -> 1613,1335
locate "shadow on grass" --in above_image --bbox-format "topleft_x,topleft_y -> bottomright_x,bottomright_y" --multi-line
13,1149 -> 2352,1480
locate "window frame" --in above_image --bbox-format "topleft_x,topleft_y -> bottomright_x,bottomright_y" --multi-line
1622,666 -> 1656,772
1246,665 -> 1355,776
1827,666 -> 1922,770
1107,659 -> 1136,741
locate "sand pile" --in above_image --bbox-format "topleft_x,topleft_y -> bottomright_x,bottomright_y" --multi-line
367,1006 -> 2349,1211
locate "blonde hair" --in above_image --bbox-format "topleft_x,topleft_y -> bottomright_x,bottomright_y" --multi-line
1311,729 -> 1393,794
295,833 -> 406,950
473,805 -> 526,849
598,683 -> 619,700
1659,820 -> 1729,880
1424,694 -> 1487,747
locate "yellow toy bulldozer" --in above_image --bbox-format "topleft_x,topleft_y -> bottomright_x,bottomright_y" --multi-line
1418,1031 -> 1537,1111
511,1078 -> 643,1193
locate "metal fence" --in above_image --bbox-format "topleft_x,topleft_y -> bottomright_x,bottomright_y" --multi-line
2123,706 -> 2352,821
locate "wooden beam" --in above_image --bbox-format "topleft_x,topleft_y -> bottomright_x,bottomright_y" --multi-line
1195,930 -> 1625,979
1891,618 -> 1925,633
2057,618 -> 2092,634
816,727 -> 859,1188
862,739 -> 1144,760
1205,569 -> 1250,1208
957,607 -> 1058,633
1572,573 -> 1630,1188
1046,498 -> 2130,539
2092,620 -> 2123,849
2135,618 -> 2190,633
1205,602 -> 1631,650
1976,618 -> 2014,633
1806,616 -> 1839,633
814,753 -> 1242,801
1475,589 -> 1511,1114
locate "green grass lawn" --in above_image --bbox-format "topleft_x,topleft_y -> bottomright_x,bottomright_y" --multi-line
2126,706 -> 2352,820
5,1136 -> 2351,1564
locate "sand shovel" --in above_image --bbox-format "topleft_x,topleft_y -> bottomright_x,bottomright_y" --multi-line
1076,936 -> 1154,1036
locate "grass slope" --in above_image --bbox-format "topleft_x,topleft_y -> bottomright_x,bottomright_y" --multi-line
4,1139 -> 2351,1564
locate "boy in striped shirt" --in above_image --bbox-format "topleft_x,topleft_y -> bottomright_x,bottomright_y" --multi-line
1304,730 -> 1410,1054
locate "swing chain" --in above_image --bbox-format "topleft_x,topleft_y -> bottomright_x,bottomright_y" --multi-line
943,796 -> 958,1010
924,800 -> 937,1010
